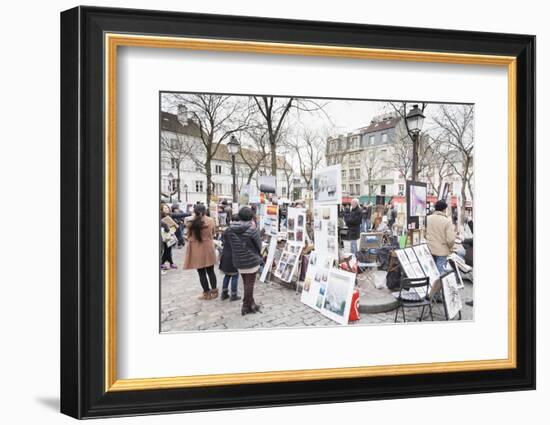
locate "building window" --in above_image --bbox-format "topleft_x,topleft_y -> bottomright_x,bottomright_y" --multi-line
341,169 -> 346,179
382,133 -> 388,143
215,164 -> 222,174
282,186 -> 287,196
369,135 -> 375,145
195,181 -> 204,192
355,184 -> 361,195
170,138 -> 178,149
170,158 -> 178,169
213,183 -> 223,194
398,184 -> 405,196
349,169 -> 354,180
380,184 -> 386,195
355,169 -> 361,180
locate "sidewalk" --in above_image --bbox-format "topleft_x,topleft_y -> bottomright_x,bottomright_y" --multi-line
161,245 -> 473,333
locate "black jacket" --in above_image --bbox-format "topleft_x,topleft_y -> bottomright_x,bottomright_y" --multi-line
225,221 -> 262,270
219,231 -> 237,274
345,206 -> 362,240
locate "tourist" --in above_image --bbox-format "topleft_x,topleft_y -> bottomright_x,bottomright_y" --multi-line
183,204 -> 218,300
425,200 -> 456,273
225,207 -> 263,315
361,203 -> 372,232
160,203 -> 178,270
345,198 -> 362,255
219,218 -> 241,301
387,204 -> 397,231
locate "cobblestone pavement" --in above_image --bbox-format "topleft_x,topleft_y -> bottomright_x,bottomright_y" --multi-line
161,244 -> 474,333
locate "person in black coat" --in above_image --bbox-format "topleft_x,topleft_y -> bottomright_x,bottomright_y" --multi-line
219,222 -> 241,301
345,198 -> 362,255
225,207 -> 263,315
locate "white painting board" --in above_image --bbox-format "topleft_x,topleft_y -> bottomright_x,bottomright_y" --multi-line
273,243 -> 303,283
441,272 -> 463,319
413,243 -> 441,286
287,207 -> 307,245
320,268 -> 356,325
260,235 -> 278,283
313,205 -> 339,260
312,164 -> 342,205
301,252 -> 335,312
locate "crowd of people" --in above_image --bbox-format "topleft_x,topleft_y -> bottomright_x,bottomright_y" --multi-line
161,195 -> 473,316
160,201 -> 263,316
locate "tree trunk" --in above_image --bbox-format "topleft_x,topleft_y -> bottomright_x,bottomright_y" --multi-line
205,155 -> 212,205
270,139 -> 277,176
177,165 -> 181,202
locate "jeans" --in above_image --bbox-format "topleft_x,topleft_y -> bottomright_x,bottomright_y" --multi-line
350,239 -> 359,255
222,274 -> 239,295
433,255 -> 448,273
197,266 -> 217,292
361,219 -> 371,232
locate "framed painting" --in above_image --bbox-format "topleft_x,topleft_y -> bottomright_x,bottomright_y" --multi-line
60,5 -> 535,419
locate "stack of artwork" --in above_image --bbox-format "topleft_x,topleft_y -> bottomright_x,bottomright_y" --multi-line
394,244 -> 440,297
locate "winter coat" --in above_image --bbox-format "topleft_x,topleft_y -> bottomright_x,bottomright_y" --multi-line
225,221 -> 262,270
425,211 -> 456,256
345,206 -> 362,240
183,216 -> 217,269
219,231 -> 237,274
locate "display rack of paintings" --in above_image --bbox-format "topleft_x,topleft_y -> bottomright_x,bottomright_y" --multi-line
313,205 -> 339,260
273,243 -> 304,283
312,165 -> 342,205
259,204 -> 279,237
287,207 -> 307,245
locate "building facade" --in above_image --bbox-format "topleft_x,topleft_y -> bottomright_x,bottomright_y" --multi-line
326,111 -> 472,207
160,109 -> 293,206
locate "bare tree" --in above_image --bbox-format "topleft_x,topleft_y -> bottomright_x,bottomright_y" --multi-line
362,149 -> 382,197
287,129 -> 326,192
162,93 -> 252,204
252,96 -> 329,176
432,104 -> 474,219
238,126 -> 270,186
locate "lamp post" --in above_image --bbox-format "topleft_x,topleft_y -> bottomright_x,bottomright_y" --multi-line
183,183 -> 188,204
405,104 -> 425,181
227,135 -> 241,203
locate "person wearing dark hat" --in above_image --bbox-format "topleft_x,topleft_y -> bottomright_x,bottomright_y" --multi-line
425,200 -> 456,273
225,206 -> 263,315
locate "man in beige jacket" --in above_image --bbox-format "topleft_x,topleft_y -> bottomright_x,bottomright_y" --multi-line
425,200 -> 456,273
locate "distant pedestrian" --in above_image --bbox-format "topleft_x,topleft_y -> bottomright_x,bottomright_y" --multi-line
425,200 -> 456,273
160,203 -> 178,270
225,207 -> 263,315
361,203 -> 372,232
345,198 -> 362,255
183,204 -> 219,300
387,204 -> 397,231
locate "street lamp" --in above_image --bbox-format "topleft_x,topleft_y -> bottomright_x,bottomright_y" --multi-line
406,104 -> 425,181
227,135 -> 241,203
183,183 -> 188,204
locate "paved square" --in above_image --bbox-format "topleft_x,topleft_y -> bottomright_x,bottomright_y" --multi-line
161,245 -> 473,333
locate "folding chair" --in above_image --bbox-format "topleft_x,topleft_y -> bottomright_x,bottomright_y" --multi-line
394,276 -> 433,323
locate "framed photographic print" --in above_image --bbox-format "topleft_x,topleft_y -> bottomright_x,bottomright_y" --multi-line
61,5 -> 535,419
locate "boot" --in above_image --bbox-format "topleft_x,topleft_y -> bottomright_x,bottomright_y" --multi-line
230,293 -> 241,302
220,290 -> 229,300
209,288 -> 219,299
250,302 -> 261,313
241,304 -> 253,315
197,291 -> 211,300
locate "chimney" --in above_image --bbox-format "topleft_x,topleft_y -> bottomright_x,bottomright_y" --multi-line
177,104 -> 188,125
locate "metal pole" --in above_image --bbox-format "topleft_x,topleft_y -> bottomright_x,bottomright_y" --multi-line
231,153 -> 237,203
412,132 -> 419,181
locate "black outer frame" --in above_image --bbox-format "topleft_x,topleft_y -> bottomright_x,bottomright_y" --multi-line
60,6 -> 536,419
